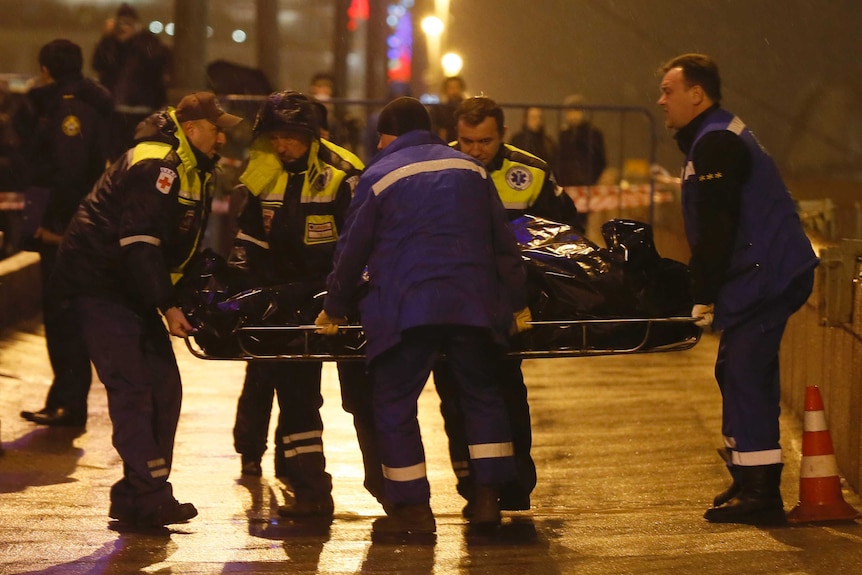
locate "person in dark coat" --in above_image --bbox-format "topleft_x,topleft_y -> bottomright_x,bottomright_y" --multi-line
555,93 -> 607,230
657,53 -> 818,526
510,106 -> 557,170
317,97 -> 530,534
432,96 -> 577,518
92,2 -> 171,161
555,94 -> 606,187
17,39 -> 112,428
50,91 -> 241,527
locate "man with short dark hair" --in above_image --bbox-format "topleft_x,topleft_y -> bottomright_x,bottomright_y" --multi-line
18,38 -> 112,428
433,95 -> 578,517
50,91 -> 242,527
657,53 -> 818,526
317,96 -> 530,534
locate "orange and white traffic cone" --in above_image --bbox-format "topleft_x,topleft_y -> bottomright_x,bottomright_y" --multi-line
786,386 -> 860,524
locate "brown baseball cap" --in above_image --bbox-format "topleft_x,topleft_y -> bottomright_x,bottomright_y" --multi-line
176,92 -> 243,129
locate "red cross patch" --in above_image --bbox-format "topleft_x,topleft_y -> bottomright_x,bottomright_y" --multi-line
156,167 -> 177,194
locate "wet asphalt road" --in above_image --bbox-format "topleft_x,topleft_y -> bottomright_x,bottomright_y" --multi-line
2,317 -> 862,575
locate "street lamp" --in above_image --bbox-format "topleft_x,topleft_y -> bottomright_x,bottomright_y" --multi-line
420,15 -> 444,37
420,15 -> 444,94
441,52 -> 462,77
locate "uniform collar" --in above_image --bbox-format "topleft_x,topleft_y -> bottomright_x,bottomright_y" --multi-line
674,104 -> 720,155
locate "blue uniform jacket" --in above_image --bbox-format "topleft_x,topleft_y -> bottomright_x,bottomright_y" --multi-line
682,108 -> 818,330
325,130 -> 528,362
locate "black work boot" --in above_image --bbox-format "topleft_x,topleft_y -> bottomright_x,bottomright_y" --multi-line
704,463 -> 786,525
240,455 -> 262,477
470,484 -> 502,527
713,448 -> 742,507
372,503 -> 436,534
277,494 -> 334,518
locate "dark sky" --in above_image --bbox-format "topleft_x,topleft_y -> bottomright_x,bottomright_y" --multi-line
446,0 -> 862,174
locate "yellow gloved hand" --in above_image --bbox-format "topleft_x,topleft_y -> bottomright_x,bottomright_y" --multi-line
511,307 -> 533,335
691,303 -> 714,328
315,309 -> 347,336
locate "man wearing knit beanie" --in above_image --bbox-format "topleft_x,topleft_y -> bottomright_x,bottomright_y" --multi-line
317,94 -> 532,535
376,96 -> 432,142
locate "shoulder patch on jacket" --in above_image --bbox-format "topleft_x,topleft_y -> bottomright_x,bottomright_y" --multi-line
61,115 -> 81,136
156,167 -> 177,194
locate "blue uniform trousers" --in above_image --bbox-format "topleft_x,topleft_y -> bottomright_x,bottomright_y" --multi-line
371,325 -> 516,505
433,358 -> 536,506
74,296 -> 181,513
715,271 -> 814,464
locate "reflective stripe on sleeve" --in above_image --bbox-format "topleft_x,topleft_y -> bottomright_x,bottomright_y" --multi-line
382,461 -> 427,482
236,231 -> 270,249
468,442 -> 514,460
119,235 -> 161,247
372,158 -> 487,196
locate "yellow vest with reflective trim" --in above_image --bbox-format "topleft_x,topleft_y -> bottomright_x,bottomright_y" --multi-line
491,144 -> 547,211
129,108 -> 212,284
240,139 -> 358,206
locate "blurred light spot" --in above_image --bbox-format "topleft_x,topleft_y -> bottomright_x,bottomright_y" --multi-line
232,29 -> 247,43
441,52 -> 463,76
165,22 -> 175,36
421,15 -> 443,37
207,26 -> 214,38
149,21 -> 164,34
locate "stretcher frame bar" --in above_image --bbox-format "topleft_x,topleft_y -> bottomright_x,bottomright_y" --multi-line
184,317 -> 700,362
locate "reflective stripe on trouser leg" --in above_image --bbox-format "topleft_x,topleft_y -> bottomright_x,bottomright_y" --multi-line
443,328 -> 517,485
271,362 -> 331,498
371,332 -> 443,505
432,360 -> 474,500
715,308 -> 788,456
280,430 -> 331,499
75,296 -> 181,511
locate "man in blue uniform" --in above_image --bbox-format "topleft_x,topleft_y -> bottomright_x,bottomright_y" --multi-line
657,53 -> 818,525
433,96 -> 578,516
17,39 -> 112,427
316,97 -> 530,534
50,91 -> 242,527
228,91 -> 383,519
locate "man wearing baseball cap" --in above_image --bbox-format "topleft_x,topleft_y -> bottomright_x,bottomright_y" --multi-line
48,91 -> 241,528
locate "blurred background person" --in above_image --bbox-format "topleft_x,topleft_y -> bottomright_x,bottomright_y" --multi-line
429,75 -> 466,143
555,94 -> 607,231
308,71 -> 360,150
92,2 -> 171,161
510,106 -> 558,171
556,94 -> 606,186
17,39 -> 112,428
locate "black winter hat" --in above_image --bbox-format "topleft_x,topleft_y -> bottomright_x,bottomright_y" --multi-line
377,96 -> 431,136
252,91 -> 320,140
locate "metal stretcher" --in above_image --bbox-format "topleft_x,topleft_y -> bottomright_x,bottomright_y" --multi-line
184,317 -> 701,362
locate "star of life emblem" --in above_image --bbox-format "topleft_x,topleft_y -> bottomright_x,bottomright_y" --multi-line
505,166 -> 533,191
